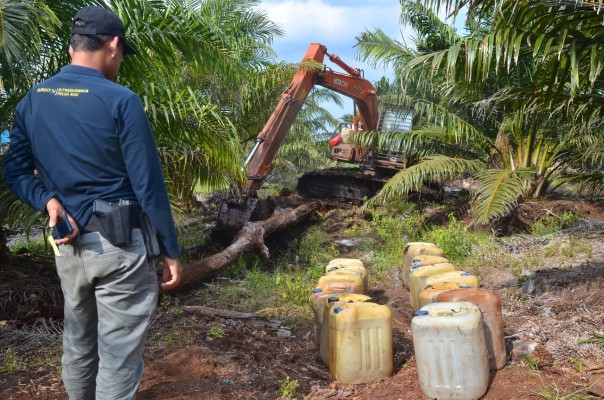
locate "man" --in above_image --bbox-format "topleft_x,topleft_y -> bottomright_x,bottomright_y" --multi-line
2,6 -> 182,399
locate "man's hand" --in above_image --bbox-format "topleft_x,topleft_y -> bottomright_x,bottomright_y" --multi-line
161,257 -> 182,290
46,197 -> 79,245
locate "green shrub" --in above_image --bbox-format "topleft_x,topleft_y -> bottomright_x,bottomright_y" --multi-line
531,211 -> 581,236
277,377 -> 298,398
9,236 -> 53,256
207,326 -> 226,340
423,214 -> 477,260
366,201 -> 426,274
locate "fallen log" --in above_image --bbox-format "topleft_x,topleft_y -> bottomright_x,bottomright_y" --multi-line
167,201 -> 321,291
183,305 -> 292,337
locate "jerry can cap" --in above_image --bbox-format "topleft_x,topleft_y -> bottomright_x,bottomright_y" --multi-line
327,296 -> 340,303
312,288 -> 322,294
461,272 -> 472,276
333,307 -> 344,314
414,310 -> 429,316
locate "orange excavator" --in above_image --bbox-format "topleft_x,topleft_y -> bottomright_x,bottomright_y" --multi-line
217,43 -> 411,234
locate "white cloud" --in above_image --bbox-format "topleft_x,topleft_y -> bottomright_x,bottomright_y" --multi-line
256,0 -> 409,118
259,0 -> 403,60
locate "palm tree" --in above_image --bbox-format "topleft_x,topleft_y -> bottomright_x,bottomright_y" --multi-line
0,0 -> 90,240
353,0 -> 604,225
0,0 -> 284,233
112,0 -> 286,206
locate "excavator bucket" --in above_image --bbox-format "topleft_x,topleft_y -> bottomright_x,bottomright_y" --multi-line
216,195 -> 276,236
217,196 -> 259,236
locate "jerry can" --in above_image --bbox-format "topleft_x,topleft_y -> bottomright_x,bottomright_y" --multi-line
412,302 -> 489,400
320,294 -> 372,367
403,254 -> 449,288
318,274 -> 363,295
417,282 -> 465,309
326,264 -> 368,294
403,242 -> 435,268
437,288 -> 506,370
310,282 -> 357,347
326,258 -> 364,269
409,262 -> 456,310
403,243 -> 445,287
328,302 -> 393,384
424,270 -> 479,293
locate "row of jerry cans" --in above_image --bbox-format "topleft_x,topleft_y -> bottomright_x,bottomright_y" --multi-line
404,243 -> 507,400
310,258 -> 393,384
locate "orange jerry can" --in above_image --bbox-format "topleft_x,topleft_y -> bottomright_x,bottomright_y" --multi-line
437,288 -> 506,370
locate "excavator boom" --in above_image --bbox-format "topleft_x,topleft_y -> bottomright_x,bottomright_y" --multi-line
245,43 -> 377,185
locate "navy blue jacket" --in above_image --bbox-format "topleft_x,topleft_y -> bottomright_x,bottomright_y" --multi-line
3,65 -> 180,258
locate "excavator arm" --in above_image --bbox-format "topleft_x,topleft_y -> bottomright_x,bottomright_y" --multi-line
245,43 -> 378,186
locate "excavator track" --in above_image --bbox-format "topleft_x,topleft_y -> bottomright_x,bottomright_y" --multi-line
296,168 -> 389,205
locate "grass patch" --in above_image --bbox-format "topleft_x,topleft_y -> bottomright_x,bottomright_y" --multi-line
579,332 -> 604,346
277,377 -> 298,398
152,332 -> 181,349
542,237 -> 592,259
367,201 -> 424,276
422,214 -> 490,262
295,226 -> 339,272
0,345 -> 62,375
0,349 -> 22,373
9,235 -> 53,256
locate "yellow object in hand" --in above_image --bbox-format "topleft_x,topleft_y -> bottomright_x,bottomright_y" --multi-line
48,235 -> 61,256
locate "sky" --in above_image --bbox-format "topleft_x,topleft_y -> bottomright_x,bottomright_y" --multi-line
255,0 -> 412,122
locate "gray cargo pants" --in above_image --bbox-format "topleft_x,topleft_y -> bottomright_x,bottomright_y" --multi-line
55,228 -> 158,400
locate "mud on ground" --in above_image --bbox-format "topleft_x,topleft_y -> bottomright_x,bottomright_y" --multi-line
0,197 -> 603,400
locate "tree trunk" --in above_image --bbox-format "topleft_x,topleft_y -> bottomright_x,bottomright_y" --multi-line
0,227 -> 9,263
166,201 -> 321,292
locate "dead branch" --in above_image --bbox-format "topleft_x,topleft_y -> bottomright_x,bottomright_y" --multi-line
167,201 -> 321,292
183,305 -> 259,320
183,305 -> 291,336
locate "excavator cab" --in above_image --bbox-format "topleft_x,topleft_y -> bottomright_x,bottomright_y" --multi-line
329,117 -> 363,163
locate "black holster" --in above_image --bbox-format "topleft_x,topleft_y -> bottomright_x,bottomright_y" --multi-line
91,199 -> 160,258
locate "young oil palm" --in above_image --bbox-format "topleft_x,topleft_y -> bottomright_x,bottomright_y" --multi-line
354,0 -> 604,225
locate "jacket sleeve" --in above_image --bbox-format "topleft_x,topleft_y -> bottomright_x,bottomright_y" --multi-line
2,100 -> 57,213
116,93 -> 181,258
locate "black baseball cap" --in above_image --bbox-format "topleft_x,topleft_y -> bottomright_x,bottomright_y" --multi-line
71,6 -> 138,55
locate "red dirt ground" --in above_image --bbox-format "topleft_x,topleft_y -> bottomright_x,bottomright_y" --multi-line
1,196 -> 603,399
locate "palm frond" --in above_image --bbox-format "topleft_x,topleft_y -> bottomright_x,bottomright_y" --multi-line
367,155 -> 485,207
399,0 -> 462,51
471,168 -> 534,224
569,172 -> 604,196
355,29 -> 414,73
0,180 -> 45,233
